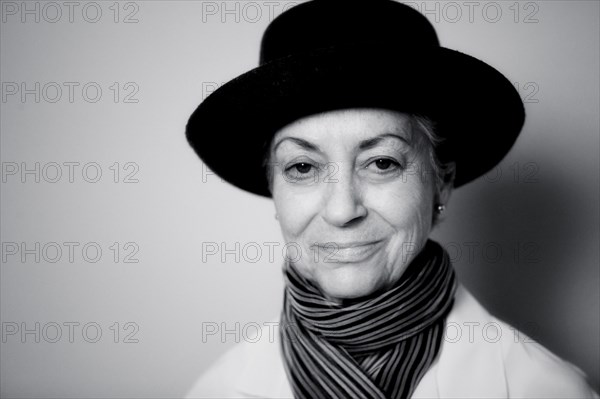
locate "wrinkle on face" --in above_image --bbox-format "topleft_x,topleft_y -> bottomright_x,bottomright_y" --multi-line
270,108 -> 441,301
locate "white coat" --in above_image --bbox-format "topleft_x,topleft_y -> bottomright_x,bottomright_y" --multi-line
186,284 -> 598,398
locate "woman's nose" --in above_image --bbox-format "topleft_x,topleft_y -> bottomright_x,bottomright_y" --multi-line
321,171 -> 367,227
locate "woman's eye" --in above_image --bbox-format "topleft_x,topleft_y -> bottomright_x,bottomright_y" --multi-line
367,158 -> 401,173
283,161 -> 318,182
374,159 -> 393,170
294,163 -> 313,174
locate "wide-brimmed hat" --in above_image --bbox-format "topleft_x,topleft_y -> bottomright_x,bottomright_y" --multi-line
186,0 -> 525,197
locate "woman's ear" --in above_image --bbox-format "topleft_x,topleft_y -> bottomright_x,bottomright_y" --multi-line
437,162 -> 456,206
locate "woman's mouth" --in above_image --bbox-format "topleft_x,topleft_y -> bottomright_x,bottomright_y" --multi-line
311,240 -> 384,263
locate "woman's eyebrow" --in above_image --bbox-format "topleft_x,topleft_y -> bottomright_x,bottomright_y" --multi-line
358,133 -> 411,150
273,137 -> 322,154
273,132 -> 409,154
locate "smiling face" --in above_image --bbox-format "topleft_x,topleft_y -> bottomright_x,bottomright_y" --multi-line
268,108 -> 454,301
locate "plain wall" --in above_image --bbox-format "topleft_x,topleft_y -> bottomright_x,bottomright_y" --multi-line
1,1 -> 598,397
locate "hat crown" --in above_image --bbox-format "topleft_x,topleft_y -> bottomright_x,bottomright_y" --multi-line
260,0 -> 439,65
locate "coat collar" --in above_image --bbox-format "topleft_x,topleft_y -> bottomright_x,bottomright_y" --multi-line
434,284 -> 508,398
234,283 -> 508,398
235,320 -> 293,398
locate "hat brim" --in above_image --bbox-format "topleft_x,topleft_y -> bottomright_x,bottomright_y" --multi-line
186,43 -> 525,197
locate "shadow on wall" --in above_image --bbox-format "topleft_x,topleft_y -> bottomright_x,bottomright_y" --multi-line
435,155 -> 599,391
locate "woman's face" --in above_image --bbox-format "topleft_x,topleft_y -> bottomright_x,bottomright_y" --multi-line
270,108 -> 449,301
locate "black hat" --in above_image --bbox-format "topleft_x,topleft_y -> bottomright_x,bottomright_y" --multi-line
186,0 -> 525,197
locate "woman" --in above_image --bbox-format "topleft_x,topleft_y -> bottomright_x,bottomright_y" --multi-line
185,0 -> 598,397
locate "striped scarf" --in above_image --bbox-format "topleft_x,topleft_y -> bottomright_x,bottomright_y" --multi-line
280,240 -> 457,399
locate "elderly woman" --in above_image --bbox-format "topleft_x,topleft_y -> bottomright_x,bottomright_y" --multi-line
185,0 -> 598,398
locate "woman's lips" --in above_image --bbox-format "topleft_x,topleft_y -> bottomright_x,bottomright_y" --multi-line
311,240 -> 384,263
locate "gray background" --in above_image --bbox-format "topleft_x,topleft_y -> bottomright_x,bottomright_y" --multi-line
1,0 -> 598,397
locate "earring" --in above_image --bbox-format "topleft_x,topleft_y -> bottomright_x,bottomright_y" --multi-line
436,204 -> 446,214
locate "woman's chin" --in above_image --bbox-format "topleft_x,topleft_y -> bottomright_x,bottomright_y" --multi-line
313,266 -> 385,302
